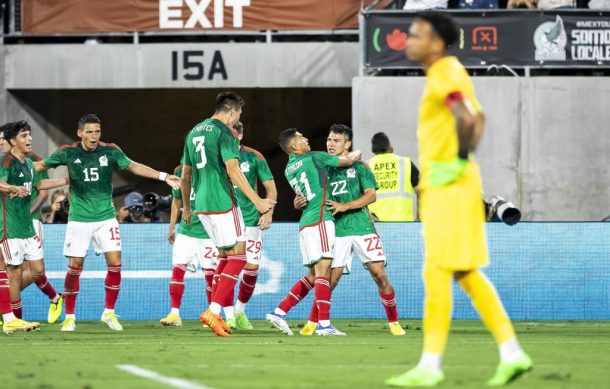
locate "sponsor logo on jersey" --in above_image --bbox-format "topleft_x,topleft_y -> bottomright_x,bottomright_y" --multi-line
74,158 -> 81,164
240,161 -> 250,173
346,168 -> 356,178
99,155 -> 109,166
19,172 -> 24,178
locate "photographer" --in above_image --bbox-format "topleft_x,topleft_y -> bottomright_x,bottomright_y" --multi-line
117,191 -> 151,223
46,189 -> 69,224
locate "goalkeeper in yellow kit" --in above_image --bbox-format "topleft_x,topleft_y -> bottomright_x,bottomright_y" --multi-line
385,11 -> 532,387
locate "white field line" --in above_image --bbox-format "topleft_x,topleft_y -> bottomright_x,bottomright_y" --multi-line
116,364 -> 215,389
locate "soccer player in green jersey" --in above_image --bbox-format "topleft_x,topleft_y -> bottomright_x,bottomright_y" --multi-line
221,122 -> 277,330
295,124 -> 406,337
0,122 -> 68,332
0,123 -> 63,324
34,114 -> 180,332
266,128 -> 360,336
181,92 -> 275,337
160,163 -> 219,327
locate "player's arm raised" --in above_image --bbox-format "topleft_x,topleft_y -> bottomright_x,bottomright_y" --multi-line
36,177 -> 69,190
126,161 -> 180,190
327,188 -> 376,216
225,158 -> 275,214
336,149 -> 363,167
258,179 -> 277,230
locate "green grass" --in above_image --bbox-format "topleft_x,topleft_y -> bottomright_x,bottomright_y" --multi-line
2,320 -> 609,389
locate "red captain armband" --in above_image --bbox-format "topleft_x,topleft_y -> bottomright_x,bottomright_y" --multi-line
444,91 -> 464,106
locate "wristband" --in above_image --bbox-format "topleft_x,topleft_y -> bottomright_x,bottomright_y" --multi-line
158,172 -> 168,182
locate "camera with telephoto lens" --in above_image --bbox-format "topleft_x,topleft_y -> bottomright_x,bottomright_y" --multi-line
484,195 -> 521,226
60,197 -> 70,212
143,192 -> 172,212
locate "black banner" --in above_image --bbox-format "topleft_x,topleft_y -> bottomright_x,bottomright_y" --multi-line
363,10 -> 610,69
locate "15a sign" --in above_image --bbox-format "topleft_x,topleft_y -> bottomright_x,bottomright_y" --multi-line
171,50 -> 228,81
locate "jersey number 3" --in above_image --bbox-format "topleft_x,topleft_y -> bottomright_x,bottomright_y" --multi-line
192,136 -> 207,169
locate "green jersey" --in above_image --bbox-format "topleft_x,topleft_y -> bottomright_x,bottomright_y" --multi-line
0,154 -> 36,239
235,146 -> 274,227
43,142 -> 132,222
285,152 -> 340,229
181,119 -> 239,213
28,152 -> 49,220
328,162 -> 378,237
173,165 -> 209,239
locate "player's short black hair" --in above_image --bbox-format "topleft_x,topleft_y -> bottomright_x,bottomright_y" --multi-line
78,114 -> 101,129
329,124 -> 353,142
234,122 -> 244,134
3,121 -> 31,144
415,11 -> 459,49
215,92 -> 245,113
371,132 -> 391,154
278,128 -> 298,154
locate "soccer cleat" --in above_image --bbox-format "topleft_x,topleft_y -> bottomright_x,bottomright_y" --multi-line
385,367 -> 445,387
199,309 -> 230,337
61,317 -> 76,332
160,312 -> 182,327
226,317 -> 237,330
299,321 -> 317,336
101,312 -> 123,331
389,322 -> 406,336
199,309 -> 232,334
3,318 -> 40,334
265,312 -> 293,336
235,313 -> 253,330
315,323 -> 346,336
48,294 -> 64,324
487,353 -> 533,386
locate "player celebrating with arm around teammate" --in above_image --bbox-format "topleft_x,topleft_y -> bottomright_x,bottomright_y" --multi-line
385,12 -> 532,387
297,124 -> 405,337
0,122 -> 68,331
266,128 -> 360,336
181,92 -> 275,337
34,114 -> 180,332
0,123 -> 63,324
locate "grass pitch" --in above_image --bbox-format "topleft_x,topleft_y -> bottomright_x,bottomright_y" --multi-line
2,320 -> 608,389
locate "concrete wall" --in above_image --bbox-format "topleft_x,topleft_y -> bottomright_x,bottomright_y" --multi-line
353,77 -> 610,221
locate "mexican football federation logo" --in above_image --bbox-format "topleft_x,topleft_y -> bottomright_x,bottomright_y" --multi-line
346,168 -> 356,178
99,155 -> 109,166
534,15 -> 567,61
240,161 -> 250,173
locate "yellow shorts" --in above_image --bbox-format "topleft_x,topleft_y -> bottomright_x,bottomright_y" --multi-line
419,163 -> 488,270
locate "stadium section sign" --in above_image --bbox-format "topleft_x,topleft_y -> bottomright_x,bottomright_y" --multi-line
364,10 -> 610,69
3,43 -> 358,89
21,0 -> 379,33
